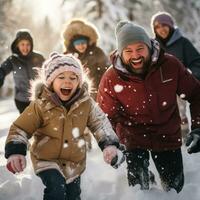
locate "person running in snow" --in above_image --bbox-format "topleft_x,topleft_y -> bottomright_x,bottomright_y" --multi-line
151,11 -> 200,143
5,53 -> 124,200
62,19 -> 110,150
97,20 -> 200,193
0,29 -> 45,113
62,18 -> 109,99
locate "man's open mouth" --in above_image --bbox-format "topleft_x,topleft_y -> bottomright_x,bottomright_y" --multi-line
131,58 -> 142,65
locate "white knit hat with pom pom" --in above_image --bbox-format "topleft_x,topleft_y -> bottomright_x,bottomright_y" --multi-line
43,52 -> 83,87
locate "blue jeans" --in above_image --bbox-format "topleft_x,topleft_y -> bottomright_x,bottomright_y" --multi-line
38,169 -> 81,200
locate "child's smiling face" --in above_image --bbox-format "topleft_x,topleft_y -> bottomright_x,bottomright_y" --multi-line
52,71 -> 80,101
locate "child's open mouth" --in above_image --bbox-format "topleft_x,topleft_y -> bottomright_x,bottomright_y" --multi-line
60,88 -> 72,96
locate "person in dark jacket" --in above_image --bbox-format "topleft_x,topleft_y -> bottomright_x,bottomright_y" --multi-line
62,19 -> 110,150
0,29 -> 45,113
151,12 -> 200,142
97,20 -> 200,193
62,19 -> 109,99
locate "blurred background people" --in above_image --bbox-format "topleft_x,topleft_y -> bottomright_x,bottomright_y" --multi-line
0,29 -> 45,113
62,19 -> 109,99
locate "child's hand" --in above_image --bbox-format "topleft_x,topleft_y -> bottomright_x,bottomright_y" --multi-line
110,149 -> 125,169
6,154 -> 26,174
103,145 -> 118,164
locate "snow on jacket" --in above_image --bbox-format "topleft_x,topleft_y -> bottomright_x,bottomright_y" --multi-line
97,42 -> 200,152
63,19 -> 109,97
155,28 -> 200,80
5,82 -> 119,183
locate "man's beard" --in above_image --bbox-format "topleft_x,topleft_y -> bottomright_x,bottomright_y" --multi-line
122,55 -> 151,76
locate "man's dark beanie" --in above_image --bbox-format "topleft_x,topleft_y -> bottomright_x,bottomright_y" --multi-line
115,20 -> 152,55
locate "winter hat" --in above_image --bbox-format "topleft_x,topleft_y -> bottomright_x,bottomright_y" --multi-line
115,20 -> 152,55
63,19 -> 99,51
11,29 -> 33,53
43,52 -> 83,87
72,35 -> 89,46
151,12 -> 175,29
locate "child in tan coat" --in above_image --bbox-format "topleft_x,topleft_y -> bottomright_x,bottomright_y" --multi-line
5,53 -> 124,200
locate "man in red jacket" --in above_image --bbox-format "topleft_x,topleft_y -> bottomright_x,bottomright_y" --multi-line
97,20 -> 200,193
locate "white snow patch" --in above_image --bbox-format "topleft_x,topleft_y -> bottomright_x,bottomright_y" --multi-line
72,127 -> 80,138
114,84 -> 123,93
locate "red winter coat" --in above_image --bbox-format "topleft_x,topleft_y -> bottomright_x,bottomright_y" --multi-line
97,50 -> 200,151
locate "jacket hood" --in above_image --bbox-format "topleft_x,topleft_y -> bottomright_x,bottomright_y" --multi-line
63,19 -> 99,51
166,28 -> 182,46
11,29 -> 33,54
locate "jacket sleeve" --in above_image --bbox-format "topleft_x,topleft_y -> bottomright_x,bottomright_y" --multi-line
176,61 -> 200,130
5,101 -> 43,158
0,57 -> 13,87
183,38 -> 200,80
87,98 -> 119,151
96,69 -> 122,129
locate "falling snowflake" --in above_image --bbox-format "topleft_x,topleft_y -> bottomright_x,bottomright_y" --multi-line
78,139 -> 85,148
54,127 -> 58,131
114,84 -> 123,93
180,94 -> 186,99
63,143 -> 68,148
162,101 -> 167,106
72,127 -> 80,138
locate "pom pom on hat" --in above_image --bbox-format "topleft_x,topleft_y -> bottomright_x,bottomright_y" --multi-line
115,21 -> 152,55
43,52 -> 83,87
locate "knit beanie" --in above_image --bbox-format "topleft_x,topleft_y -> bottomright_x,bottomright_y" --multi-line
43,52 -> 83,87
151,12 -> 175,29
115,21 -> 152,55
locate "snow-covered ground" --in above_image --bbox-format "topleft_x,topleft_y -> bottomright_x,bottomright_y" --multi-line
0,97 -> 200,200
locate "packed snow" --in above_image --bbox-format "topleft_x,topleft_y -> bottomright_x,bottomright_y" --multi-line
0,97 -> 200,200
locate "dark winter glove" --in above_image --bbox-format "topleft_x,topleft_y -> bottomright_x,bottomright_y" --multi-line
111,144 -> 126,169
186,128 -> 200,154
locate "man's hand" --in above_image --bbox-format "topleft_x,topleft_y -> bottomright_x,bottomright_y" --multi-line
186,129 -> 200,154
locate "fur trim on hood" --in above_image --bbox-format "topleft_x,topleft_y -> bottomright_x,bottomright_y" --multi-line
29,79 -> 92,102
63,19 -> 99,51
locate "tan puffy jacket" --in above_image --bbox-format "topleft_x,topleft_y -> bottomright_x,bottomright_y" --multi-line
5,83 -> 119,183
